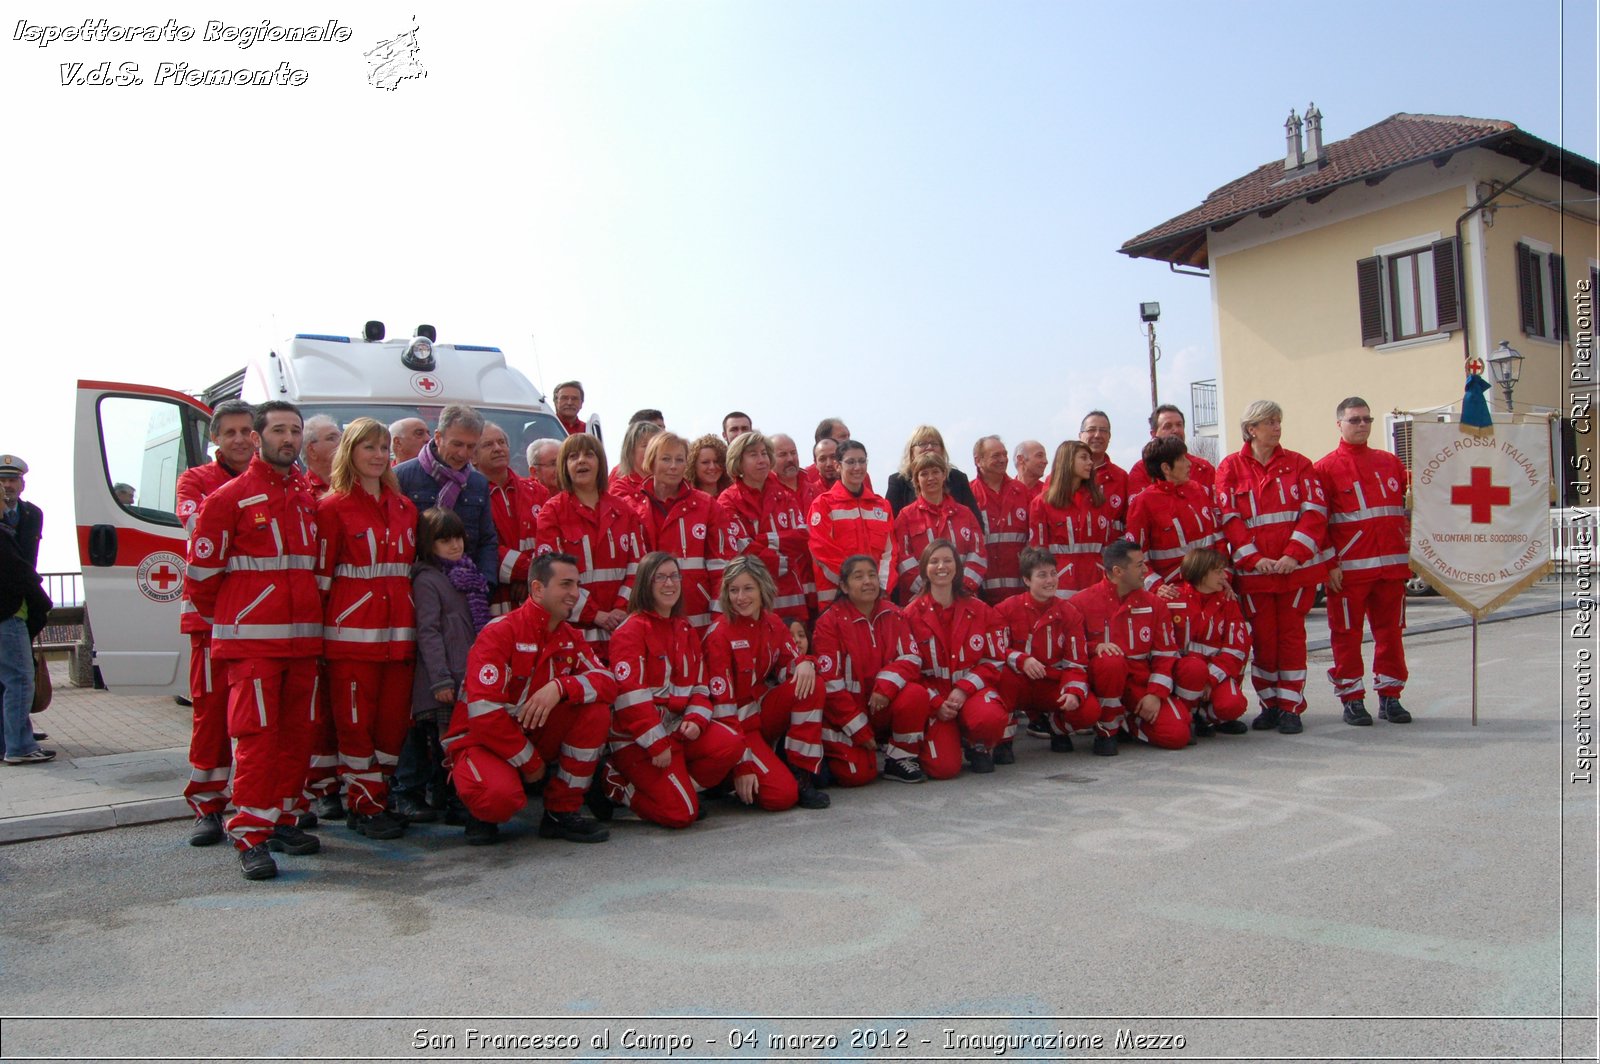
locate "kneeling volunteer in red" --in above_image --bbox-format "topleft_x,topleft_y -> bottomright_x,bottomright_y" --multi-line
702,556 -> 830,811
903,539 -> 1012,777
996,547 -> 1098,752
1165,547 -> 1251,734
314,418 -> 418,840
441,553 -> 613,846
811,554 -> 931,785
600,552 -> 745,828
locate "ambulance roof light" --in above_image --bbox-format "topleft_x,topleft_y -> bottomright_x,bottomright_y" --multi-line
364,320 -> 385,342
416,324 -> 437,342
402,336 -> 435,371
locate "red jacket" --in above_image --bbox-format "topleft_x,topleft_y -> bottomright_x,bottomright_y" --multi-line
1127,451 -> 1216,502
534,491 -> 645,654
971,474 -> 1032,604
306,471 -> 331,499
891,496 -> 986,602
718,477 -> 811,619
812,598 -> 922,746
779,475 -> 815,517
807,482 -> 895,606
703,610 -> 810,777
608,470 -> 646,505
1093,458 -> 1130,531
995,592 -> 1090,700
1125,480 -> 1222,589
1315,441 -> 1410,583
177,456 -> 244,634
1163,580 -> 1250,687
1027,487 -> 1117,597
441,600 -> 616,769
558,414 -> 587,437
1216,444 -> 1331,593
185,456 -> 323,661
902,593 -> 1007,703
1071,578 -> 1179,697
629,479 -> 733,629
314,486 -> 418,661
607,611 -> 713,758
486,473 -> 548,616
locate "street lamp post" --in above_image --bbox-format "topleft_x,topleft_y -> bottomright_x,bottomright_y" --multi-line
1488,340 -> 1524,411
1140,302 -> 1161,411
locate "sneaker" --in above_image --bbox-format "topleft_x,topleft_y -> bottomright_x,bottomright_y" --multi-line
266,824 -> 322,855
1277,712 -> 1304,735
311,793 -> 344,821
993,741 -> 1016,765
1092,735 -> 1119,757
881,756 -> 926,783
464,815 -> 500,846
352,810 -> 405,841
1342,700 -> 1374,726
188,811 -> 225,847
388,791 -> 438,824
1049,733 -> 1074,753
1251,706 -> 1281,731
4,748 -> 56,765
1215,720 -> 1248,735
1379,697 -> 1413,723
239,843 -> 278,880
793,767 -> 831,809
538,809 -> 610,843
966,745 -> 996,774
1025,718 -> 1052,739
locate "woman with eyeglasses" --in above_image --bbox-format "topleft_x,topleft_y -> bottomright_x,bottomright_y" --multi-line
884,425 -> 982,524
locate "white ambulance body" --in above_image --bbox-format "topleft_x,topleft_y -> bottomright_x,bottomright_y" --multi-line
74,325 -> 574,694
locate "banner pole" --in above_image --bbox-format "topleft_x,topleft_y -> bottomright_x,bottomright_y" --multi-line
1471,616 -> 1479,727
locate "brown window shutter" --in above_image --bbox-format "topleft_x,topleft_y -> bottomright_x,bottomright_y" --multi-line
1431,237 -> 1462,332
1516,243 -> 1539,334
1357,256 -> 1386,346
1550,253 -> 1569,340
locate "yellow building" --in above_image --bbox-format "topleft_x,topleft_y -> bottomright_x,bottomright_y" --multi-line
1121,109 -> 1597,500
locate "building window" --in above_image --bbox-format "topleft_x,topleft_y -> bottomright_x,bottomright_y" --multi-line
1516,242 -> 1569,342
1357,237 -> 1460,347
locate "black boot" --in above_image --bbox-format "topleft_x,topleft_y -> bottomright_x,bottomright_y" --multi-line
793,766 -> 831,809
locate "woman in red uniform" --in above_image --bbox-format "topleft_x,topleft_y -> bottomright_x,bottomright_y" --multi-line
689,434 -> 733,497
811,554 -> 931,786
1165,547 -> 1251,737
609,420 -> 662,503
1028,440 -> 1116,598
629,432 -> 731,631
534,434 -> 646,661
599,552 -> 747,828
1215,400 -> 1330,734
702,556 -> 829,810
314,417 -> 418,840
717,432 -> 810,622
903,540 -> 1012,776
890,452 -> 986,603
1125,436 -> 1222,594
809,440 -> 895,609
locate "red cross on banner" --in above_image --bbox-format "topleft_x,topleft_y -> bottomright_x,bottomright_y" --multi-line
1450,466 -> 1511,524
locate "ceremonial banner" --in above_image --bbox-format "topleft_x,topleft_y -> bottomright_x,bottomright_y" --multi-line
1409,418 -> 1553,618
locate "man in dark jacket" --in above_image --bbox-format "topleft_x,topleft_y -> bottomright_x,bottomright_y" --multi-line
1,464 -> 54,764
0,454 -> 43,568
393,405 -> 499,589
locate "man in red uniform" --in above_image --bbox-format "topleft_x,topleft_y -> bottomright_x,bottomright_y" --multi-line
1072,540 -> 1188,755
301,415 -> 341,497
185,401 -> 324,880
553,381 -> 589,436
175,398 -> 255,847
1013,440 -> 1047,499
970,435 -> 1031,604
298,414 -> 343,818
995,548 -> 1095,751
1126,404 -> 1217,501
771,434 -> 815,515
1315,397 -> 1413,726
803,418 -> 851,491
441,553 -> 613,845
475,423 -> 549,617
721,411 -> 754,443
1079,411 -> 1129,531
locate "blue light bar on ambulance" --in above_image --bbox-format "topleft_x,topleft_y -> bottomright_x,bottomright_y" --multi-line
453,345 -> 502,353
294,333 -> 351,343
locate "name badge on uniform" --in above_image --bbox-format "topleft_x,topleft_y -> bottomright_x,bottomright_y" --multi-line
515,642 -> 540,652
1130,606 -> 1153,615
731,640 -> 750,649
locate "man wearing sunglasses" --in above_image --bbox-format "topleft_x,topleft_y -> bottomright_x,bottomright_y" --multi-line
1315,397 -> 1413,727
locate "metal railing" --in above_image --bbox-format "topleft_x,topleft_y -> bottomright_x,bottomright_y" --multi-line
1190,379 -> 1218,429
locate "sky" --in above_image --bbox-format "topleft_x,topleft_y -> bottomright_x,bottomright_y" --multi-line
5,0 -> 1596,573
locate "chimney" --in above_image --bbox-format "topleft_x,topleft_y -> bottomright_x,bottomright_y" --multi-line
1284,108 -> 1303,171
1304,102 -> 1327,166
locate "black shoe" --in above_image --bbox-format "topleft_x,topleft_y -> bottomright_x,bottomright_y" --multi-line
352,810 -> 405,841
1092,735 -> 1119,757
239,843 -> 278,880
444,797 -> 470,827
464,816 -> 500,846
188,811 -> 225,847
293,810 -> 318,830
1215,720 -> 1248,735
311,793 -> 344,821
793,767 -> 831,809
1050,733 -> 1074,753
1194,717 -> 1216,737
1342,700 -> 1374,726
1379,697 -> 1413,723
1025,718 -> 1052,739
32,730 -> 47,741
966,745 -> 996,774
266,824 -> 322,855
538,809 -> 610,843
388,791 -> 438,824
1251,706 -> 1281,731
587,772 -> 616,823
174,695 -> 193,708
1277,712 -> 1304,735
993,740 -> 1016,765
881,756 -> 926,783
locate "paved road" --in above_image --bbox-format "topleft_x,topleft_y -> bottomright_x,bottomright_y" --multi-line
1,611 -> 1593,1062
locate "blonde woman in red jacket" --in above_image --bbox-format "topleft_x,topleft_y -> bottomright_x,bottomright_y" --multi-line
717,432 -> 811,622
629,432 -> 732,632
1165,547 -> 1251,736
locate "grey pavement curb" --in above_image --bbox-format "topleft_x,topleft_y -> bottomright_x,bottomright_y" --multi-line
1306,596 -> 1565,653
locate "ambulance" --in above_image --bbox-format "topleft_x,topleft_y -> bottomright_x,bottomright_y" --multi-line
74,322 -> 582,694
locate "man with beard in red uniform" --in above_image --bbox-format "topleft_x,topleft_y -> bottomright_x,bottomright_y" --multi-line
475,422 -> 548,618
1078,411 -> 1129,532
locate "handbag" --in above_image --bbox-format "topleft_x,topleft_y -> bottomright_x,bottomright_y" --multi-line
30,646 -> 52,714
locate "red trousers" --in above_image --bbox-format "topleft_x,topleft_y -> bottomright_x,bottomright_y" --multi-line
823,684 -> 933,787
1240,588 -> 1314,715
1326,578 -> 1407,700
921,688 -> 1009,780
606,718 -> 745,828
223,657 -> 319,850
300,664 -> 340,810
185,633 -> 232,818
995,672 -> 1102,739
325,659 -> 415,816
1088,655 -> 1190,750
452,701 -> 609,824
1172,655 -> 1248,722
752,677 -> 825,776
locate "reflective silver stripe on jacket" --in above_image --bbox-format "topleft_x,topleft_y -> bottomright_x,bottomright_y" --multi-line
212,622 -> 323,641
226,555 -> 316,572
1341,553 -> 1410,571
1329,506 -> 1408,524
323,627 -> 416,643
333,562 -> 412,579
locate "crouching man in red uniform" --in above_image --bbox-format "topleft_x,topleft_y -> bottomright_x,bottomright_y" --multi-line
1072,539 -> 1189,755
441,553 -> 614,846
1166,547 -> 1251,736
995,547 -> 1097,752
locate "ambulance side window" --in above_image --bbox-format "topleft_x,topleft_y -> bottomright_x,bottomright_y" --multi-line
96,395 -> 197,527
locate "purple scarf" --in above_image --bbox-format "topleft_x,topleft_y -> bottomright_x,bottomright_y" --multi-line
442,557 -> 493,632
418,441 -> 470,511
